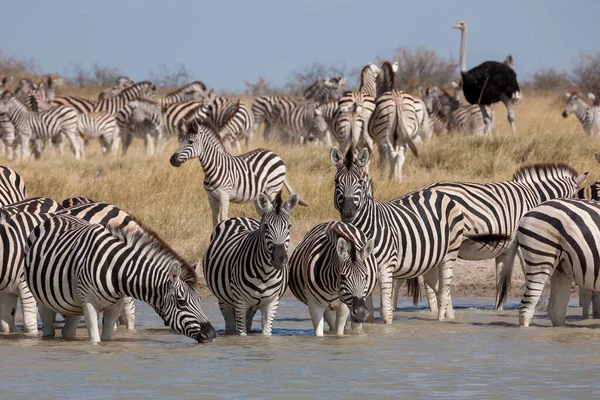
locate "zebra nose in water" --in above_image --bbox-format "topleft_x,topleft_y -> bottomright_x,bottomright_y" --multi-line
272,244 -> 288,270
197,322 -> 217,343
350,297 -> 368,323
170,154 -> 182,167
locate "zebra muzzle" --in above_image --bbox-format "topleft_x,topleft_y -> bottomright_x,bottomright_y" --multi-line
169,154 -> 184,167
350,297 -> 369,323
196,322 -> 217,343
341,197 -> 357,222
272,244 -> 288,270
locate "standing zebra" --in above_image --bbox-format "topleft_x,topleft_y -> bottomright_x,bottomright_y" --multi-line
203,191 -> 299,336
116,98 -> 164,155
502,199 -> 600,327
303,76 -> 347,103
170,119 -> 306,227
0,91 -> 81,160
0,166 -> 26,205
420,163 -> 588,310
288,221 -> 377,336
25,214 -> 217,343
97,76 -> 135,100
312,99 -> 337,146
331,146 -> 465,323
76,112 -> 120,156
271,96 -> 322,145
563,91 -> 600,136
92,81 -> 156,115
331,64 -> 377,154
159,81 -> 207,106
368,61 -> 420,182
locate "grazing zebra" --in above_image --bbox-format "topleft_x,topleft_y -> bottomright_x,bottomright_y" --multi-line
420,163 -> 588,310
0,166 -> 26,205
251,95 -> 278,142
500,199 -> 600,327
76,112 -> 120,156
25,214 -> 217,343
419,85 -> 493,137
331,64 -> 377,153
159,81 -> 207,106
116,98 -> 164,155
0,91 -> 81,160
331,146 -> 465,323
288,221 -> 377,336
92,81 -> 156,115
304,76 -> 347,103
203,191 -> 299,336
270,96 -> 322,145
368,61 -> 420,181
98,76 -> 135,100
563,91 -> 600,136
170,119 -> 306,226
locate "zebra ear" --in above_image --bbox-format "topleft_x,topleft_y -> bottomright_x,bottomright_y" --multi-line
257,193 -> 272,213
361,238 -> 375,260
330,147 -> 343,166
575,171 -> 590,186
594,153 -> 600,164
564,92 -> 572,100
392,61 -> 399,73
335,237 -> 350,260
356,147 -> 370,168
338,77 -> 346,86
418,86 -> 425,97
284,194 -> 300,212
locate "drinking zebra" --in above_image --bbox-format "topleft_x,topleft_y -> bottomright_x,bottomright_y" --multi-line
288,221 -> 377,336
203,191 -> 299,336
170,119 -> 306,227
0,91 -> 81,160
331,146 -> 465,323
25,214 -> 216,343
563,91 -> 600,136
421,163 -> 588,310
500,199 -> 600,327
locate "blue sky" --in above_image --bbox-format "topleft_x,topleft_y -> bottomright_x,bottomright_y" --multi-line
1,0 -> 598,91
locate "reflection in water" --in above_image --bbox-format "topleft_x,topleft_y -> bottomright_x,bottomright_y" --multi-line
2,297 -> 600,398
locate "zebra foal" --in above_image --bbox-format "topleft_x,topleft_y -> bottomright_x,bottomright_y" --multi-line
203,191 -> 299,336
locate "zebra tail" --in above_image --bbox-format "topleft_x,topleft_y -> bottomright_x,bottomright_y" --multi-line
282,178 -> 309,207
406,277 -> 421,306
395,104 -> 419,158
496,252 -> 516,310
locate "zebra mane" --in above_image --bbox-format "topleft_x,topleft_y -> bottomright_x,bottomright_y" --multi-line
331,223 -> 358,261
114,81 -> 156,98
180,117 -> 224,149
512,163 -> 579,183
217,99 -> 241,130
569,90 -> 593,106
107,223 -> 197,287
379,61 -> 396,93
273,190 -> 284,213
344,144 -> 356,169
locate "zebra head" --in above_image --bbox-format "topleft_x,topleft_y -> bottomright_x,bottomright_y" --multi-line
158,262 -> 217,343
563,92 -> 592,118
170,119 -> 218,167
0,91 -> 16,114
330,146 -> 370,223
257,191 -> 300,270
332,224 -> 376,323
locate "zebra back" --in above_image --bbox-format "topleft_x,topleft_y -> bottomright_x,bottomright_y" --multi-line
57,201 -> 141,233
61,196 -> 96,208
0,197 -> 62,217
0,166 -> 26,206
160,81 -> 207,106
93,81 -> 156,115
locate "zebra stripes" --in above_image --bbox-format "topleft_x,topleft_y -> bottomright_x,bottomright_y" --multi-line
160,81 -> 207,106
303,76 -> 347,103
170,119 -> 305,226
203,192 -> 299,336
92,81 -> 156,115
76,112 -> 120,156
422,163 -> 588,310
563,91 -> 600,136
25,213 -> 216,343
116,98 -> 164,155
288,221 -> 377,336
312,99 -> 337,146
331,146 -> 465,323
0,166 -> 26,205
0,91 -> 81,160
97,76 -> 135,100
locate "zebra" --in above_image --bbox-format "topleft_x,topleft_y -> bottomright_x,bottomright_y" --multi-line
202,191 -> 299,336
0,197 -> 61,333
170,119 -> 306,227
60,196 -> 96,208
116,98 -> 164,155
250,95 -> 278,142
563,91 -> 600,136
76,112 -> 120,156
25,213 -> 217,343
331,64 -> 377,154
368,61 -> 420,182
303,76 -> 347,103
0,76 -> 14,91
0,115 -> 16,160
331,146 -> 465,323
0,91 -> 81,160
288,221 -> 377,336
419,85 -> 493,137
270,96 -> 322,145
420,163 -> 588,310
159,81 -> 207,106
497,199 -> 600,327
0,166 -> 26,205
312,99 -> 337,146
98,76 -> 135,100
92,81 -> 156,115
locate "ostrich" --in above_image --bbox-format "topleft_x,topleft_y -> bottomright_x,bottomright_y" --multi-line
453,21 -> 521,134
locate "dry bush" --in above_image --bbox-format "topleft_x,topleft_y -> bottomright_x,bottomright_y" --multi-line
284,62 -> 350,96
148,64 -> 191,89
0,50 -> 39,76
243,77 -> 278,96
524,67 -> 572,92
572,50 -> 600,94
67,62 -> 124,88
377,47 -> 457,92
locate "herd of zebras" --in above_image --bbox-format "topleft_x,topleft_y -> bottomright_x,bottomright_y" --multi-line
3,19 -> 600,344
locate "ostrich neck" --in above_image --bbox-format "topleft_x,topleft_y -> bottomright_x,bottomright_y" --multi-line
459,27 -> 467,73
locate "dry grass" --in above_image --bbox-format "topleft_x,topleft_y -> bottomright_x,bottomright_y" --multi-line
10,89 -> 600,297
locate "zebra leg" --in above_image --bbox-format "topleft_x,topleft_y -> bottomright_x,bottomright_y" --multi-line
121,132 -> 133,155
246,307 -> 257,333
39,305 -> 56,338
518,255 -> 554,327
18,281 -> 38,334
479,105 -> 493,137
335,303 -> 351,335
547,269 -> 572,327
218,301 -> 236,334
503,99 -> 516,134
592,291 -> 600,319
580,286 -> 592,319
61,315 -> 80,339
20,133 -> 32,160
365,294 -> 374,323
234,301 -> 249,336
0,293 -> 18,332
391,145 -> 406,182
208,195 -> 220,228
144,133 -> 155,156
494,244 -> 519,311
100,299 -> 125,341
436,261 -> 455,321
260,299 -> 279,336
307,297 -> 326,336
391,279 -> 403,312
82,302 -> 101,343
377,141 -> 390,178
323,307 -> 336,332
220,196 -> 230,224
378,266 -> 394,324
109,134 -> 121,157
118,297 -> 135,330
63,129 -> 82,160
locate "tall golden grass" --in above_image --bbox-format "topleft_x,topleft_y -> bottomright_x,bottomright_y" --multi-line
10,88 -> 600,293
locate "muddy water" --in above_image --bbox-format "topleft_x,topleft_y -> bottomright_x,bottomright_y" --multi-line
2,297 -> 600,399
